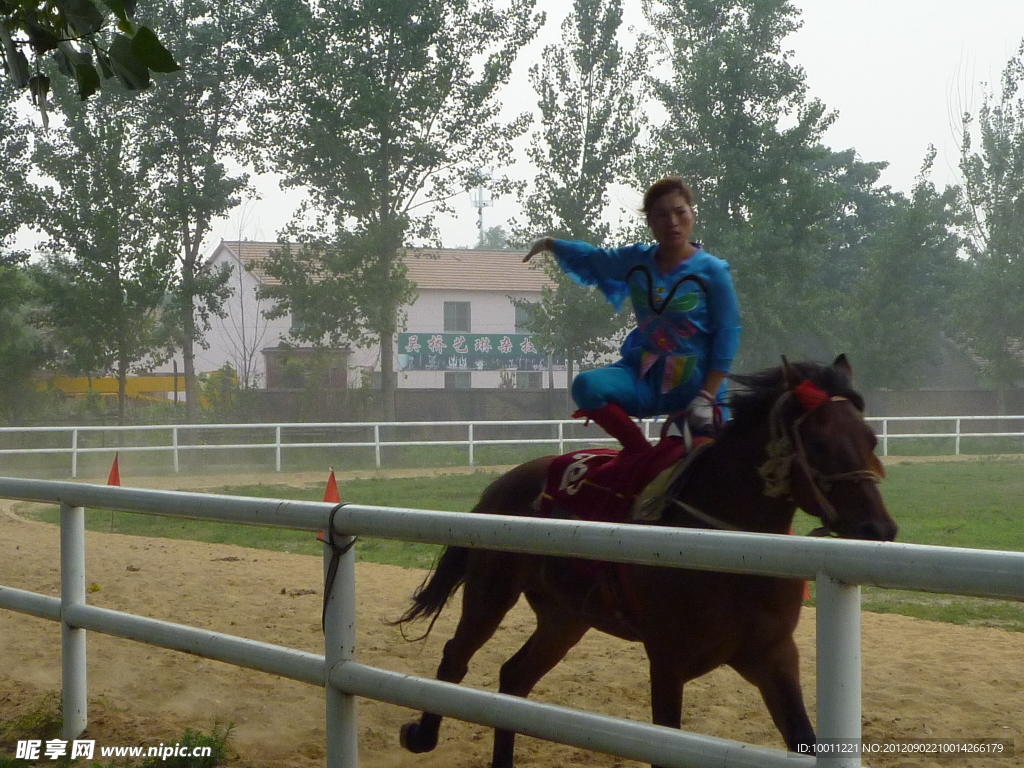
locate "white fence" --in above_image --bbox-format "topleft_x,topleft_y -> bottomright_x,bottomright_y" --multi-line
2,478 -> 1023,767
4,415 -> 1024,478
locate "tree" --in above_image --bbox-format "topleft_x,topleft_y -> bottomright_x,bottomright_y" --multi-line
834,150 -> 961,390
0,260 -> 48,423
955,41 -> 1024,409
133,0 -> 263,423
1,0 -> 178,123
32,79 -> 176,424
511,0 -> 643,401
475,225 -> 512,250
641,0 -> 842,366
253,0 -> 542,420
0,76 -> 33,261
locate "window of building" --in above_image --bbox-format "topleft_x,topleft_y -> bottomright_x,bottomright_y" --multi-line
444,371 -> 472,389
516,371 -> 543,390
514,302 -> 536,334
443,301 -> 471,332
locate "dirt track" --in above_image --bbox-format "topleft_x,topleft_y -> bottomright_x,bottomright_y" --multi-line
2,468 -> 1023,767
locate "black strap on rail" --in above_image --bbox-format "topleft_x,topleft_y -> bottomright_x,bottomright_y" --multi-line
321,503 -> 358,632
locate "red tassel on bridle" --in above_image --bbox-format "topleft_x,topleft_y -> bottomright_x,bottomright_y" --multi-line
794,379 -> 831,411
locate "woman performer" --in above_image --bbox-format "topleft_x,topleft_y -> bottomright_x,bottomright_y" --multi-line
523,176 -> 742,454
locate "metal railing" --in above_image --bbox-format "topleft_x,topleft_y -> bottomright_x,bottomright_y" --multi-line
4,415 -> 1024,478
2,478 -> 1023,767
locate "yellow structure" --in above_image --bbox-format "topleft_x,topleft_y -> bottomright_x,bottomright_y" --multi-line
38,375 -> 185,403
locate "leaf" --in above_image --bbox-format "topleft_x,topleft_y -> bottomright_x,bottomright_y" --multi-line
74,57 -> 101,100
1,24 -> 31,88
99,0 -> 132,25
28,73 -> 51,106
53,48 -> 76,78
56,0 -> 106,37
95,48 -> 114,80
131,26 -> 180,73
25,17 -> 63,55
107,32 -> 150,90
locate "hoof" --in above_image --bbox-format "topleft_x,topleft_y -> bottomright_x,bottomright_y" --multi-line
400,721 -> 437,753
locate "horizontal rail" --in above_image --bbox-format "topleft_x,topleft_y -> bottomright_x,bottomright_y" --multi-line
3,478 -> 1024,601
0,585 -> 63,621
6,477 -> 1024,768
5,416 -> 1024,477
0,581 -> 806,768
332,662 -> 811,768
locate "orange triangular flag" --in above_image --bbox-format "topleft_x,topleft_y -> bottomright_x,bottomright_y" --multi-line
323,469 -> 340,503
107,453 -> 121,486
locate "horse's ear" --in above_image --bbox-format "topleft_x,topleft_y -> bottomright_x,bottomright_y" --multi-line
781,355 -> 800,388
832,354 -> 853,381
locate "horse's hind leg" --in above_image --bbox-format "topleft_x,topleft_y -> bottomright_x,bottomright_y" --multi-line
732,636 -> 815,754
489,595 -> 590,768
400,553 -> 525,755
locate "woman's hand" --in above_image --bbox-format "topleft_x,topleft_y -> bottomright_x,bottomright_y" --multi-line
523,237 -> 553,263
688,389 -> 719,430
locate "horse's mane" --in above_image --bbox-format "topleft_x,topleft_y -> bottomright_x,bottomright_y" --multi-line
724,360 -> 865,433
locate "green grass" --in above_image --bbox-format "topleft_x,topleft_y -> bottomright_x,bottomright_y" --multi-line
0,699 -> 230,768
791,458 -> 1024,630
17,459 -> 1024,630
0,693 -> 63,756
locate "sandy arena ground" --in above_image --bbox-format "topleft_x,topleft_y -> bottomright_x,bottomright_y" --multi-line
1,467 -> 1023,767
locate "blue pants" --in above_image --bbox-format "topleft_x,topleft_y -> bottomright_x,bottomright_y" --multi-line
572,359 -> 704,418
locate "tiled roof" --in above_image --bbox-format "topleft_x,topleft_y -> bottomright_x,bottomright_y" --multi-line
215,240 -> 553,292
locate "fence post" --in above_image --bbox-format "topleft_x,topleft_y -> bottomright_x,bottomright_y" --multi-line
881,419 -> 888,457
323,528 -> 359,768
60,501 -> 88,739
955,418 -> 961,456
558,420 -> 564,455
172,427 -> 180,474
71,429 -> 79,479
276,426 -> 282,473
374,425 -> 381,470
468,423 -> 475,467
815,573 -> 862,767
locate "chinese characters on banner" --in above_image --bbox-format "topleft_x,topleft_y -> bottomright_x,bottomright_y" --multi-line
397,333 -> 562,372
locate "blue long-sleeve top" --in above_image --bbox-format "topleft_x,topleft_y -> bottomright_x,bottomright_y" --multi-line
550,240 -> 742,375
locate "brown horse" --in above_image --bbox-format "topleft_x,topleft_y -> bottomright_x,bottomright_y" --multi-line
393,356 -> 897,768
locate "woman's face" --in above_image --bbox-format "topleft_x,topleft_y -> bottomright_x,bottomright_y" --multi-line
646,191 -> 695,248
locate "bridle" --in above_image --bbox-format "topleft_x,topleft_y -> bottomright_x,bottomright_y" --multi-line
759,380 -> 883,534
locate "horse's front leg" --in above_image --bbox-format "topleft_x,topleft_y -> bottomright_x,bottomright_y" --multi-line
490,596 -> 590,768
732,636 -> 816,754
646,651 -> 686,768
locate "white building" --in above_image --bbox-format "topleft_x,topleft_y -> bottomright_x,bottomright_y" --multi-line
195,240 -> 569,390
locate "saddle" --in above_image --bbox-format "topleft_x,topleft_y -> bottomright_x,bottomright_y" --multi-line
535,433 -> 709,631
537,431 -> 712,525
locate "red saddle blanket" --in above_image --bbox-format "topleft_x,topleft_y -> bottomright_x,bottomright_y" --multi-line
538,437 -> 690,524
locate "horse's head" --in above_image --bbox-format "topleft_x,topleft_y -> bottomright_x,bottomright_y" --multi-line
738,355 -> 898,542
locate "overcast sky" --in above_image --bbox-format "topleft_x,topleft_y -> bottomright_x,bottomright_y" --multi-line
206,1 -> 1024,250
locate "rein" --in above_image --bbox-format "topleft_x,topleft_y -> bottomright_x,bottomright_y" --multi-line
759,385 -> 882,533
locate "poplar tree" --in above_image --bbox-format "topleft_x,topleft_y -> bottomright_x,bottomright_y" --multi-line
32,81 -> 176,424
955,41 -> 1024,410
135,0 -> 263,423
836,150 -> 961,390
641,0 -> 839,365
512,0 -> 644,399
253,0 -> 542,420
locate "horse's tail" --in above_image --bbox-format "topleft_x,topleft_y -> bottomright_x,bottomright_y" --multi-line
388,545 -> 469,639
